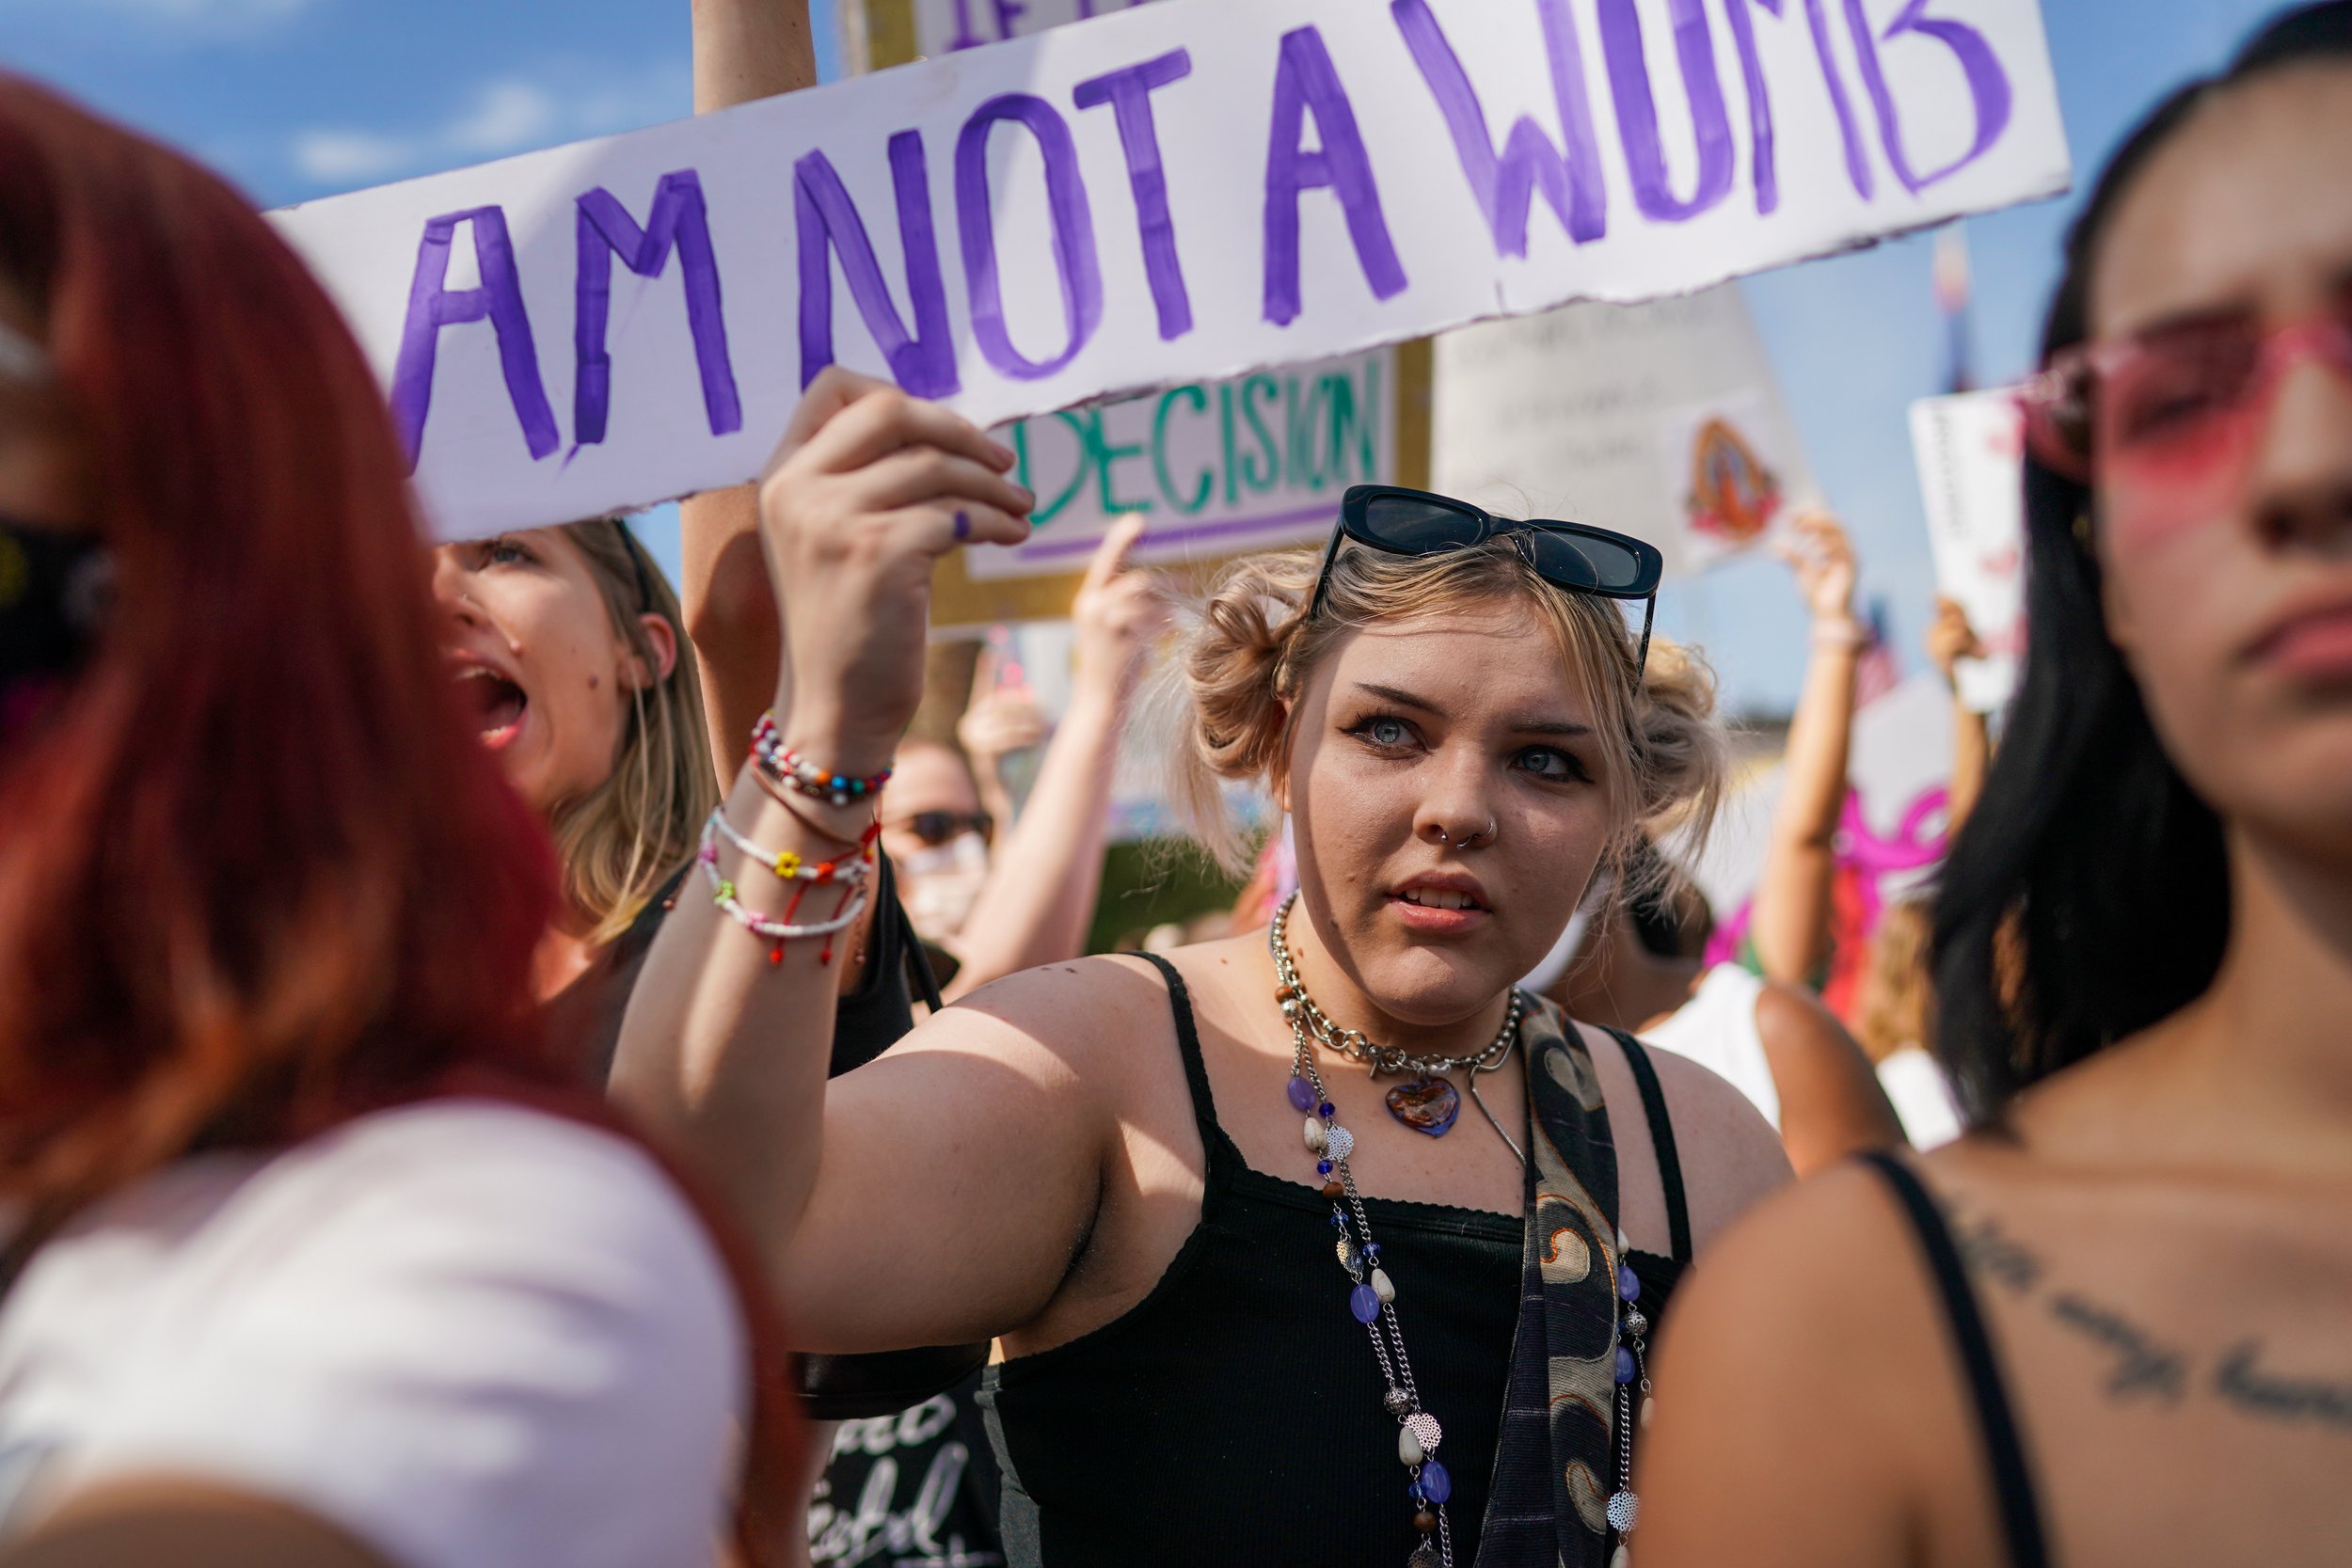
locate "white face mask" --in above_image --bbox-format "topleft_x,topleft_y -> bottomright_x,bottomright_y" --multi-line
898,832 -> 992,940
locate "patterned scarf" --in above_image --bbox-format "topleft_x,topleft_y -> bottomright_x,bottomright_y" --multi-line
1476,994 -> 1624,1567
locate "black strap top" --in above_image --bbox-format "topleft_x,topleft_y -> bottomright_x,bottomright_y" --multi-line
978,957 -> 1686,1568
1858,1152 -> 2051,1568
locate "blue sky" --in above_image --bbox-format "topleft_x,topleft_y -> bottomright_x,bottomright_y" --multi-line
2,0 -> 2288,708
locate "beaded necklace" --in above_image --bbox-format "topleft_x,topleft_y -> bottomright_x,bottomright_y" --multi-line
1272,895 -> 1654,1567
1271,894 -> 1523,1567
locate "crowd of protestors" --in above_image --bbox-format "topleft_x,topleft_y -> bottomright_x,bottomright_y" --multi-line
2,2 -> 2350,1566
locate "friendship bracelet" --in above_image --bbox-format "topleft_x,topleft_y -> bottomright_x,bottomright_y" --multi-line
749,713 -> 893,808
746,767 -> 882,854
699,833 -> 871,968
705,806 -> 873,887
1811,619 -> 1870,650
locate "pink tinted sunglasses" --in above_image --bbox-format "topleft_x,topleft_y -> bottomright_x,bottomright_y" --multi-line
2017,293 -> 2352,485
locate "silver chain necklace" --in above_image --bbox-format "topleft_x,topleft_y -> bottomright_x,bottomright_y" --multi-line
1270,894 -> 1525,1159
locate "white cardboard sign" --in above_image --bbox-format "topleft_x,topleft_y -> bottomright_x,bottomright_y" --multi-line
1432,283 -> 1814,575
911,0 -> 1163,56
969,346 -> 1393,580
1910,388 -> 2026,712
272,0 -> 2070,542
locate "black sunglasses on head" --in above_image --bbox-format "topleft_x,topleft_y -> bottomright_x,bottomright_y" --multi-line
1312,485 -> 1665,676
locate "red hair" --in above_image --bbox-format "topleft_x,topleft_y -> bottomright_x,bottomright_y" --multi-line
0,78 -> 803,1556
0,73 -> 558,1210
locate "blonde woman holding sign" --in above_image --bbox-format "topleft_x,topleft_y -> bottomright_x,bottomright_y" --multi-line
614,361 -> 1789,1567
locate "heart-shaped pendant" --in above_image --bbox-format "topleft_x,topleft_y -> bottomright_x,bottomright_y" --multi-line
1385,1075 -> 1460,1136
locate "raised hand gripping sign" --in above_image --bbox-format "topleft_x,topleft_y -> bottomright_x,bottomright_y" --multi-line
271,0 -> 2068,544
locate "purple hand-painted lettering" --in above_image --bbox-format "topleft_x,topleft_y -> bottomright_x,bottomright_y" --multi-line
946,0 -> 984,51
574,170 -> 740,448
1073,50 -> 1196,341
1597,0 -> 1734,222
794,134 -> 960,398
389,205 -> 558,472
992,0 -> 1026,40
956,94 -> 1104,381
1262,25 -> 1408,327
1723,0 -> 1878,209
1392,0 -> 1606,253
1845,0 -> 2012,193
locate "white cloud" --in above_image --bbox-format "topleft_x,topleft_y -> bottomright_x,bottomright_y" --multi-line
444,80 -> 559,158
288,60 -> 688,191
288,129 -> 414,183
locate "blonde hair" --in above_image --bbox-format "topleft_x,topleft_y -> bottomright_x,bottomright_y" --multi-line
546,517 -> 719,945
1159,537 -> 1726,886
1857,894 -> 1935,1063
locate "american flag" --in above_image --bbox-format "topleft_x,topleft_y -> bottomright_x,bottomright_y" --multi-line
1855,598 -> 1903,709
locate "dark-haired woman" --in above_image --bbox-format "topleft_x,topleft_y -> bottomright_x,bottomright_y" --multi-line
1638,7 -> 2352,1563
0,78 -> 793,1568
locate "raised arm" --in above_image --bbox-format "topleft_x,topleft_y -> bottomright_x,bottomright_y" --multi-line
1927,596 -> 1993,835
943,518 -> 1169,999
677,0 -> 818,782
613,372 -> 1120,1352
1748,512 -> 1863,987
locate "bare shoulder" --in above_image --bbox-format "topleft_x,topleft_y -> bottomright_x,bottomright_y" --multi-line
1751,976 -> 1851,1047
1636,1160 -> 1946,1567
903,951 -> 1181,1085
1631,1029 -> 1794,1249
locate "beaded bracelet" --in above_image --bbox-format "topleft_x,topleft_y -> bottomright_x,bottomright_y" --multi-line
699,815 -> 872,966
706,806 -> 873,887
749,713 -> 893,808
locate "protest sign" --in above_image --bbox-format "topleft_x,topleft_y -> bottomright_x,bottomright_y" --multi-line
1431,283 -> 1813,575
1689,671 -> 1958,1014
853,1 -> 1427,627
852,0 -> 1164,68
273,0 -> 2070,545
1910,388 -> 2026,711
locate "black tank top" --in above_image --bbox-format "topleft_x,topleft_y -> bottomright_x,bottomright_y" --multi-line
1859,1151 -> 2051,1568
979,956 -> 1686,1567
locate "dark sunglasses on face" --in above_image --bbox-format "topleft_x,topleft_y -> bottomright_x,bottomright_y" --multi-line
888,810 -> 996,847
2017,288 -> 2352,486
1312,485 -> 1665,675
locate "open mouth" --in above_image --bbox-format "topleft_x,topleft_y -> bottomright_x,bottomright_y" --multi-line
1396,887 -> 1486,912
458,667 -> 528,750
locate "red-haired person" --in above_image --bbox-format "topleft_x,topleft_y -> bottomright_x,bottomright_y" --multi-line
0,79 -> 795,1568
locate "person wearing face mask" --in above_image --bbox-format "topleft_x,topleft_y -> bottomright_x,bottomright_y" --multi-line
882,518 -> 1169,1001
612,360 -> 1794,1566
1637,8 -> 2352,1563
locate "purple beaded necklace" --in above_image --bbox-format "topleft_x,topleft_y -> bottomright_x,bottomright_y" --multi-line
1270,894 -> 1530,1568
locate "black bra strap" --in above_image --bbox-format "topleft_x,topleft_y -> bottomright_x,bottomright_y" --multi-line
1858,1151 -> 2052,1568
1611,1030 -> 1692,1264
1135,952 -> 1230,1176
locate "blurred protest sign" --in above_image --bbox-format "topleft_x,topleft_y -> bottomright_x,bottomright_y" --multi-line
850,0 -> 1163,66
1910,388 -> 2026,711
1432,284 -> 1813,574
1688,671 -> 1958,1012
273,0 -> 2070,544
934,346 -> 1419,625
